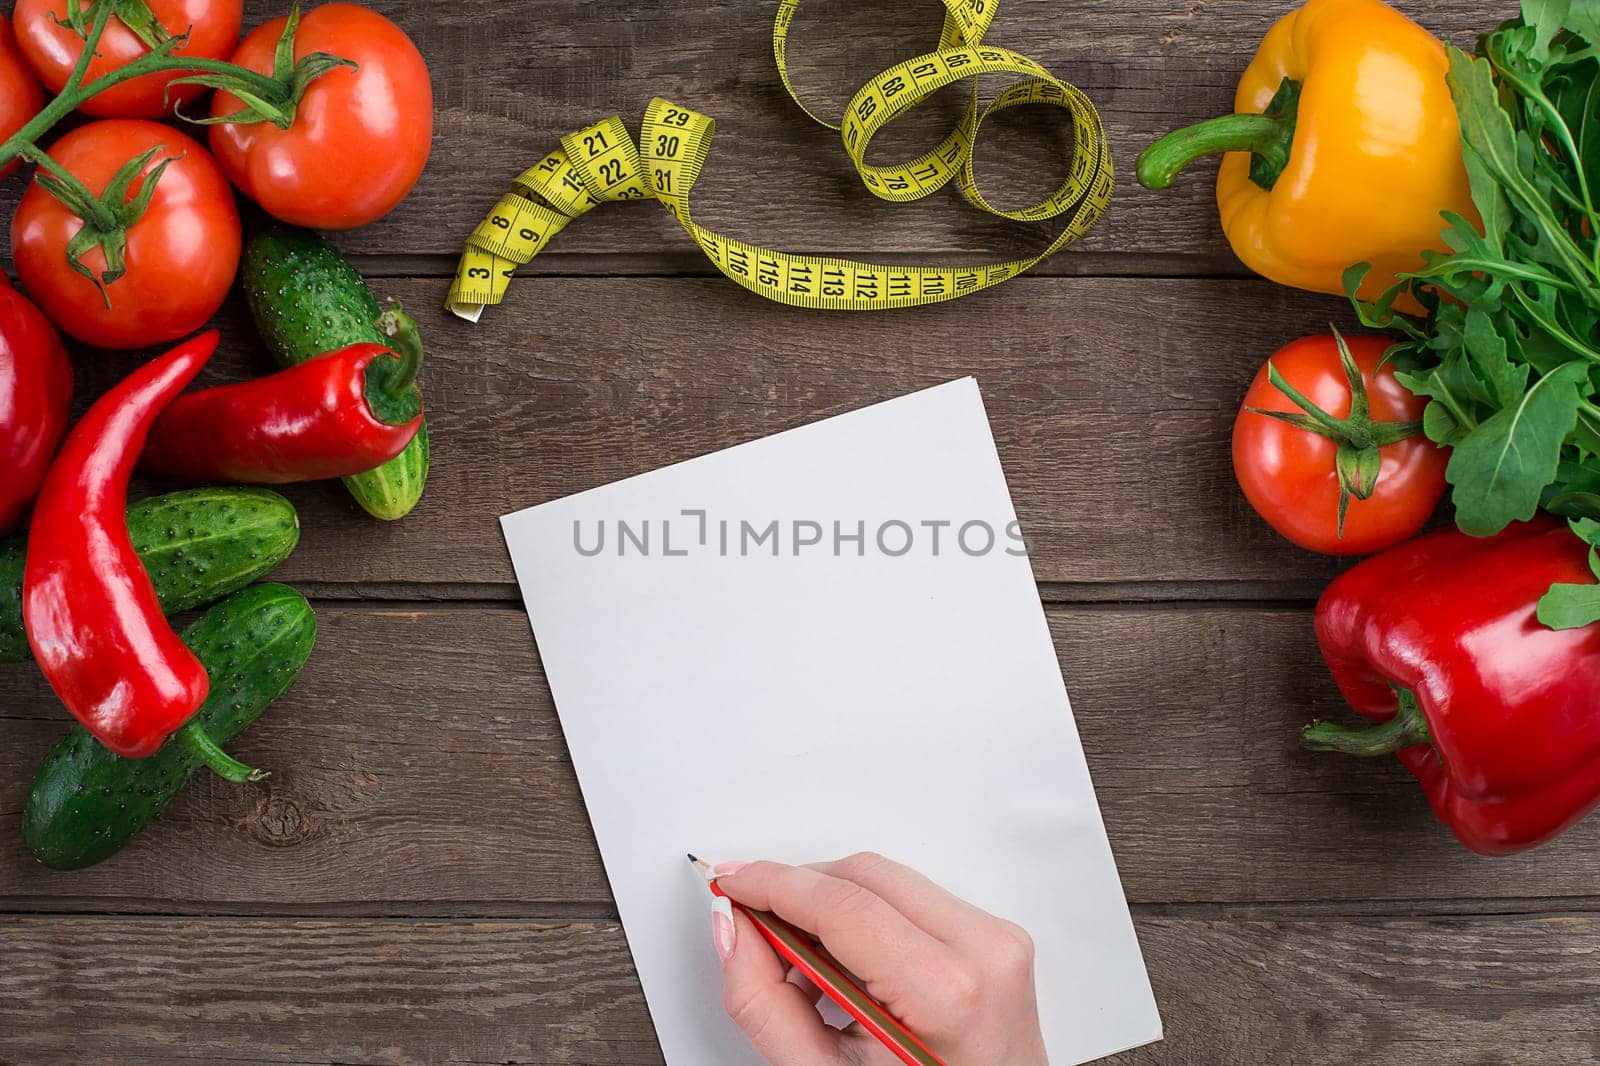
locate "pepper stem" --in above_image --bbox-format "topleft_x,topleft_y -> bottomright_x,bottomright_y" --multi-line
1136,77 -> 1301,192
364,299 -> 426,426
178,721 -> 268,783
376,300 -> 424,396
1303,688 -> 1432,757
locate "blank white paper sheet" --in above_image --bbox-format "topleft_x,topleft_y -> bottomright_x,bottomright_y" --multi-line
501,378 -> 1162,1065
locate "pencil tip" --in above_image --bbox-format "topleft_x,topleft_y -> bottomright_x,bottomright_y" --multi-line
686,852 -> 699,864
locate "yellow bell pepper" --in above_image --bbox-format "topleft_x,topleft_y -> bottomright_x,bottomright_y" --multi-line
1136,0 -> 1477,309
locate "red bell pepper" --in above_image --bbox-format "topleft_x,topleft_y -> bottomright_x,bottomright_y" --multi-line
1304,518 -> 1600,855
140,341 -> 423,484
24,330 -> 262,781
0,274 -> 73,535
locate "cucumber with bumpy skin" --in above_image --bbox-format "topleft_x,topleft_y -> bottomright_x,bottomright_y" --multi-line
242,226 -> 429,521
0,488 -> 301,663
23,583 -> 317,870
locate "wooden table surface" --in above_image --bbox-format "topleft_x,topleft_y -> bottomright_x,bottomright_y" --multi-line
5,1 -> 1597,1063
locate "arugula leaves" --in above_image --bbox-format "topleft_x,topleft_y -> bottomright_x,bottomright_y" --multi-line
1349,0 -> 1600,625
1540,518 -> 1600,626
1449,360 -> 1588,533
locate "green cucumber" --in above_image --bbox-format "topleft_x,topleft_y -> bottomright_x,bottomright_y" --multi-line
0,488 -> 301,663
23,583 -> 317,870
242,226 -> 430,521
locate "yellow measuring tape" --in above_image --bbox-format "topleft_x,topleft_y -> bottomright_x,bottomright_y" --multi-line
447,0 -> 1113,320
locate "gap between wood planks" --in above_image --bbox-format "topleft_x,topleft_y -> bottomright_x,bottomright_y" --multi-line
285,583 -> 1327,606
5,897 -> 1600,920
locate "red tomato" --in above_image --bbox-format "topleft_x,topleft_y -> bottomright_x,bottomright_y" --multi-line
0,19 -> 45,179
208,3 -> 432,229
13,0 -> 242,119
11,120 -> 241,350
1233,334 -> 1448,556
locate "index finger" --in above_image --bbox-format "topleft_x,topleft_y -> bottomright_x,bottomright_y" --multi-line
717,861 -> 955,1008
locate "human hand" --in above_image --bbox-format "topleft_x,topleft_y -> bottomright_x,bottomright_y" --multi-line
711,852 -> 1048,1066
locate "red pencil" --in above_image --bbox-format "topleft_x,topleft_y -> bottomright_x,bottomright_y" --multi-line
689,855 -> 948,1066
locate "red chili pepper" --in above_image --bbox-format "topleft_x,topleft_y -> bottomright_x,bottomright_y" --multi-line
0,274 -> 73,535
1304,519 -> 1600,855
24,330 -> 263,782
140,342 -> 423,484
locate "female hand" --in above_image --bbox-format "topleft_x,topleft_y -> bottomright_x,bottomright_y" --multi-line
712,852 -> 1048,1066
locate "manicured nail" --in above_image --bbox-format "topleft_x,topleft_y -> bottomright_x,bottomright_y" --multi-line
712,897 -> 737,961
714,860 -> 750,878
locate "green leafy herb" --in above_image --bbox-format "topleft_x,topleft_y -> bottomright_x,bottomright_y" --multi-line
1540,518 -> 1600,626
1446,360 -> 1587,534
1348,0 -> 1600,626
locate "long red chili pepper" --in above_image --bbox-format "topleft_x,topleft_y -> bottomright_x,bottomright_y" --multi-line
0,273 -> 73,535
140,342 -> 423,484
24,330 -> 261,781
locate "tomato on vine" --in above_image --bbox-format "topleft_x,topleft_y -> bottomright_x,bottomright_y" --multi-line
207,3 -> 432,230
1233,331 -> 1448,556
13,0 -> 243,119
10,120 -> 241,350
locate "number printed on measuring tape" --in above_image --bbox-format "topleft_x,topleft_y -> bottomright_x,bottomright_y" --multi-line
447,0 -> 1114,317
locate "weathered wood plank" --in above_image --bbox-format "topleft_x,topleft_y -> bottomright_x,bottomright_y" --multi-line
0,0 -> 1501,269
3,913 -> 1597,1065
1126,914 -> 1600,1065
61,275 -> 1358,593
0,917 -> 663,1066
5,604 -> 1596,911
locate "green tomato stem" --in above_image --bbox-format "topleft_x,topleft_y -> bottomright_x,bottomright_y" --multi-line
106,0 -> 169,51
22,148 -> 116,230
65,0 -> 117,87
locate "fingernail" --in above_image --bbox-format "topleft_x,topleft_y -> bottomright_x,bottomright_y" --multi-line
712,897 -> 737,961
714,860 -> 751,878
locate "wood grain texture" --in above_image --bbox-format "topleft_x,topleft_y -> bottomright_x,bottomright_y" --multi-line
1124,915 -> 1600,1065
0,0 -> 1495,269
3,913 -> 1598,1065
6,604 -> 1597,912
63,275 -> 1359,594
0,917 -> 663,1066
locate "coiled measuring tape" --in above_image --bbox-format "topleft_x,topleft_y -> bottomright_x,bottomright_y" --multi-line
447,0 -> 1114,320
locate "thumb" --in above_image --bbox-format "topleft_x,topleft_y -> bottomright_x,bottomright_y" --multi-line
721,908 -> 851,1066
